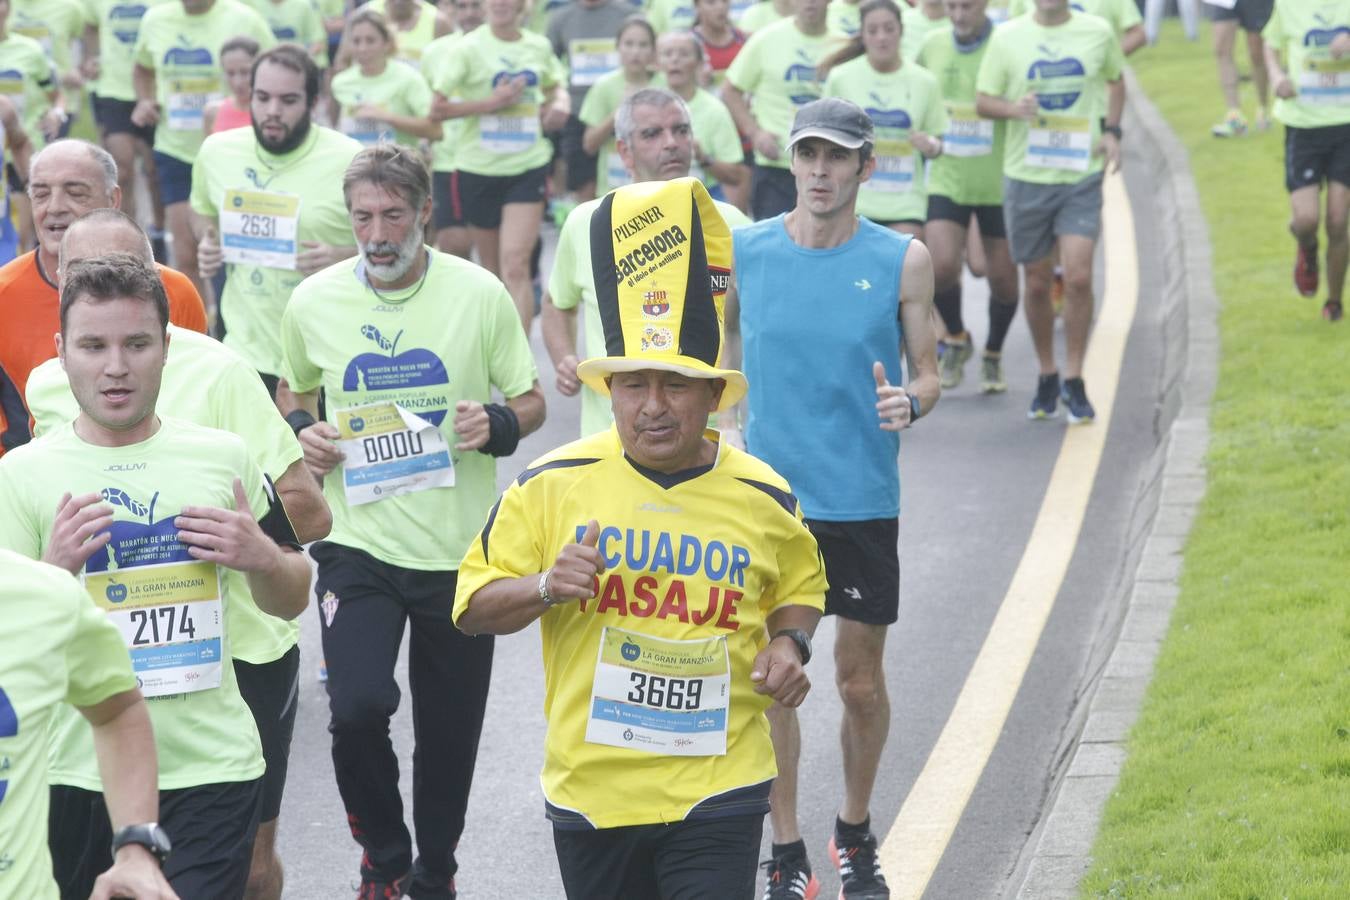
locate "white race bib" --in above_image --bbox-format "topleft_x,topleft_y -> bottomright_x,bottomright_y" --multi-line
569,38 -> 619,88
479,103 -> 541,153
336,402 -> 454,506
339,113 -> 389,145
871,138 -> 917,193
1298,55 -> 1350,106
1025,114 -> 1092,172
586,627 -> 731,757
220,189 -> 301,270
85,561 -> 225,698
944,103 -> 995,158
166,77 -> 221,131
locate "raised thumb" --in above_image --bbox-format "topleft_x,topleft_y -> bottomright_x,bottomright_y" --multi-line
580,519 -> 600,547
872,361 -> 889,388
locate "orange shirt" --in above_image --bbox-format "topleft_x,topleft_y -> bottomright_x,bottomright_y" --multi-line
0,251 -> 209,455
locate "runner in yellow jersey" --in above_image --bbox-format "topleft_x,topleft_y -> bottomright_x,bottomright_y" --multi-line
457,177 -> 825,900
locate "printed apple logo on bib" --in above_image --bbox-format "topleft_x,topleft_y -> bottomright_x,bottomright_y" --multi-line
1027,45 -> 1086,111
163,42 -> 214,67
342,324 -> 452,426
493,68 -> 540,89
785,50 -> 824,106
84,487 -> 195,574
109,4 -> 149,45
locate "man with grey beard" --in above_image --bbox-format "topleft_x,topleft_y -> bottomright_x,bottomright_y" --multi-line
278,144 -> 546,900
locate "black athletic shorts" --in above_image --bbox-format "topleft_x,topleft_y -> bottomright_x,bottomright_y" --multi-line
236,644 -> 301,822
927,194 -> 1008,238
92,93 -> 155,144
750,164 -> 797,221
1210,0 -> 1273,31
560,113 -> 598,192
5,161 -> 22,193
433,170 -> 466,230
153,150 -> 194,206
553,813 -> 764,900
805,517 -> 900,626
50,779 -> 262,900
456,165 -> 548,229
1284,123 -> 1350,192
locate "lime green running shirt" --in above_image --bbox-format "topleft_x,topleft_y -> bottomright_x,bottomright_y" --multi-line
1007,0 -> 1143,37
825,57 -> 947,222
433,26 -> 565,176
975,12 -> 1123,185
25,325 -> 305,666
246,0 -> 328,62
0,552 -> 136,900
0,34 -> 56,143
332,61 -> 435,148
190,124 -> 362,377
421,31 -> 467,173
1263,0 -> 1350,128
685,87 -> 749,190
579,69 -> 664,198
281,250 -> 538,570
133,0 -> 276,164
725,18 -> 847,168
901,7 -> 950,64
90,0 -> 172,104
918,24 -> 1007,206
0,418 -> 270,791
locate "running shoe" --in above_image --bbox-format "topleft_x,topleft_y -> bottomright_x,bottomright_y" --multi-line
762,852 -> 819,900
1051,267 -> 1065,316
1211,112 -> 1248,138
356,874 -> 407,900
939,335 -> 973,389
1028,372 -> 1060,420
980,354 -> 1007,394
1322,299 -> 1343,322
828,832 -> 890,900
1295,241 -> 1319,297
406,858 -> 457,900
1061,376 -> 1096,424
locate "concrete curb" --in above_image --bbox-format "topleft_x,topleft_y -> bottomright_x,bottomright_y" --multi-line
1008,69 -> 1220,899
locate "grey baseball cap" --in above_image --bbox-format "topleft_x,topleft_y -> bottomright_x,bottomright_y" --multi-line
786,98 -> 875,151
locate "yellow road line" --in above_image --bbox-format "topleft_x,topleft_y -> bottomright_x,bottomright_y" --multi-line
879,170 -> 1140,899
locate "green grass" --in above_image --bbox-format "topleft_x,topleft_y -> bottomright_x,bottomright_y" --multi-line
1080,20 -> 1350,899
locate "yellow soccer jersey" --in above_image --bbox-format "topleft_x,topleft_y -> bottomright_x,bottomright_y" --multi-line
454,427 -> 827,829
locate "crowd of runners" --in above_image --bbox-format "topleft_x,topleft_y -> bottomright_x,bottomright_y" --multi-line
0,0 -> 1345,897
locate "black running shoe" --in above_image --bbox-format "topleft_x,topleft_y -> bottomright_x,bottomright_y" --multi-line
762,851 -> 820,900
1061,376 -> 1096,424
829,832 -> 890,899
1028,372 -> 1060,420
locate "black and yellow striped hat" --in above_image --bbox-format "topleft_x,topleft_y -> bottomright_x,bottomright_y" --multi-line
576,177 -> 747,412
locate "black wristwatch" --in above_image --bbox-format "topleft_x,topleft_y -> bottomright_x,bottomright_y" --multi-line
906,391 -> 922,423
1102,124 -> 1123,139
772,628 -> 812,666
111,822 -> 172,866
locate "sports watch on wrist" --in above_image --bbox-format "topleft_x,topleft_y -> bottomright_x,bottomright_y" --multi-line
111,822 -> 172,866
772,628 -> 812,665
905,391 -> 921,422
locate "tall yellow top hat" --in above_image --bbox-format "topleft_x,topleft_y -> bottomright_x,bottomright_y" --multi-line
575,177 -> 748,411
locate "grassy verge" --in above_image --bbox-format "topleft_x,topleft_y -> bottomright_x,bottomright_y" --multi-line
1080,19 -> 1350,898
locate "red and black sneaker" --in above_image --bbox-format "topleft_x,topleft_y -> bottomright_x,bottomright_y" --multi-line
1295,241 -> 1319,297
1322,299 -> 1343,322
357,875 -> 408,900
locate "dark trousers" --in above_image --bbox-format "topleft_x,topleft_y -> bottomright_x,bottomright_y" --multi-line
312,541 -> 495,884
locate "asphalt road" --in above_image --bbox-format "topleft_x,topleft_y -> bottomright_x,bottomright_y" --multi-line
273,144 -> 1165,899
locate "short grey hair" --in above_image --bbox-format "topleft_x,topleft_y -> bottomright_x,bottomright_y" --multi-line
343,144 -> 431,213
29,139 -> 119,196
59,208 -> 155,276
614,88 -> 691,147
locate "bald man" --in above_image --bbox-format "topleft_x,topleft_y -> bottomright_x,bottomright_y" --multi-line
26,208 -> 329,900
0,140 -> 207,456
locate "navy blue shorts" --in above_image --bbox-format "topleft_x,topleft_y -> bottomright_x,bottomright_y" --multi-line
153,150 -> 194,206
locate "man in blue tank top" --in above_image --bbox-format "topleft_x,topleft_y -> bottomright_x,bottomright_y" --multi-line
722,97 -> 941,900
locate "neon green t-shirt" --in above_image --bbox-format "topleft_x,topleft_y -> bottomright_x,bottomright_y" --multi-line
685,87 -> 748,189
90,0 -> 172,103
548,196 -> 750,437
24,326 -> 304,666
901,6 -> 950,64
421,31 -> 467,173
0,34 -> 56,143
1007,0 -> 1142,37
190,124 -> 362,376
0,418 -> 269,791
526,0 -> 571,37
738,1 -> 786,32
975,12 -> 1123,184
579,69 -> 664,198
364,0 -> 440,67
827,0 -> 862,36
453,428 -> 827,829
280,250 -> 539,570
825,57 -> 947,222
246,0 -> 328,62
1263,0 -> 1350,128
0,552 -> 136,900
435,26 -> 565,176
726,19 -> 847,167
918,24 -> 1007,206
332,61 -> 435,147
10,0 -> 89,80
133,0 -> 276,163
648,0 -> 696,33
